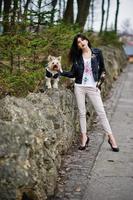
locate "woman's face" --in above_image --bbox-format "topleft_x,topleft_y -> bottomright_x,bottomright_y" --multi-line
77,37 -> 88,50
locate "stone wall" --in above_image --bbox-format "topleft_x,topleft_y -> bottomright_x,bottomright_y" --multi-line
0,46 -> 127,200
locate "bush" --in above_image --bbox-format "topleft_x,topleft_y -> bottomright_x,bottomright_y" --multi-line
0,24 -> 122,98
99,31 -> 122,47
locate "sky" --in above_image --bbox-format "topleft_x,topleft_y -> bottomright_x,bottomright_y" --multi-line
47,0 -> 133,33
92,0 -> 133,33
117,0 -> 133,31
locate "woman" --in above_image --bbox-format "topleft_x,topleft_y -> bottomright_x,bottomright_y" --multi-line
59,33 -> 119,152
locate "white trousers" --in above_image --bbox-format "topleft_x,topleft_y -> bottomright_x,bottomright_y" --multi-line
74,85 -> 112,135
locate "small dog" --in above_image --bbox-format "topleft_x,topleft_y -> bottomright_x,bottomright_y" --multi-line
45,55 -> 61,89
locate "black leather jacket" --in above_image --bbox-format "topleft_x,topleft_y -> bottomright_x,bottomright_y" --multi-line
61,48 -> 106,84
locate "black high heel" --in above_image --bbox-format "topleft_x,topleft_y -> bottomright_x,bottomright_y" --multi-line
78,137 -> 90,150
108,138 -> 119,152
85,136 -> 90,147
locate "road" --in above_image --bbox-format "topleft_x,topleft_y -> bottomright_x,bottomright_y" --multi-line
52,64 -> 133,200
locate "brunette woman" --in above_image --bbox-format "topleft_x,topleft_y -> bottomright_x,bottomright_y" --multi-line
59,34 -> 119,152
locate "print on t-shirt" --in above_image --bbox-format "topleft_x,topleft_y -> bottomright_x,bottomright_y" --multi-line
82,58 -> 96,87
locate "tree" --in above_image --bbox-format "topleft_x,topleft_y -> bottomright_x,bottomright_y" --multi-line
90,0 -> 95,31
114,0 -> 120,33
3,0 -> 12,33
121,19 -> 133,34
105,0 -> 110,31
11,0 -> 19,31
99,0 -> 105,33
50,0 -> 58,23
36,0 -> 43,32
29,0 -> 52,32
24,0 -> 31,19
76,0 -> 91,29
0,0 -> 2,17
63,0 -> 74,24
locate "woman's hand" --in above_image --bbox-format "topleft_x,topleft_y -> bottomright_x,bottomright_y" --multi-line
96,72 -> 106,90
101,72 -> 106,79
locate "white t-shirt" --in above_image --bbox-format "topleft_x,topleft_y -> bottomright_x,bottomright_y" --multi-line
75,58 -> 96,87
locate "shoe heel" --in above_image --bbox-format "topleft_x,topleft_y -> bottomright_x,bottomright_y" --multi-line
108,139 -> 119,152
85,136 -> 90,147
78,136 -> 90,151
78,146 -> 86,150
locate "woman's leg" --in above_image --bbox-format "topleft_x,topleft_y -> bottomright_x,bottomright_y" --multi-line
74,86 -> 88,146
86,88 -> 118,148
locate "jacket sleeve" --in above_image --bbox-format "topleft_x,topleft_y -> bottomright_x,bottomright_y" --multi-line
98,49 -> 106,79
60,64 -> 75,78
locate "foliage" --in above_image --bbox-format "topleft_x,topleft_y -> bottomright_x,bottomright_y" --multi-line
99,31 -> 122,47
0,24 -> 122,98
0,69 -> 44,97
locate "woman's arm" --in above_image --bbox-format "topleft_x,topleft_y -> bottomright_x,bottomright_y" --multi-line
96,49 -> 106,90
60,64 -> 75,78
98,49 -> 106,80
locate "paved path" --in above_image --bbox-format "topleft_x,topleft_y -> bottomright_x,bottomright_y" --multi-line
52,64 -> 133,200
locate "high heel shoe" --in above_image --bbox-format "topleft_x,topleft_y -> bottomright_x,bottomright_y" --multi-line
108,138 -> 119,152
78,136 -> 90,150
85,136 -> 90,147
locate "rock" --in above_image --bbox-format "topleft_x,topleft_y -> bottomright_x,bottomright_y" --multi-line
0,46 -> 126,200
0,89 -> 79,200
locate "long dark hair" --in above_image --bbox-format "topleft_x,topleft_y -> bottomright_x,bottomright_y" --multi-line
68,34 -> 92,63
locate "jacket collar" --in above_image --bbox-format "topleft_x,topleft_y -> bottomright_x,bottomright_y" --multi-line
75,49 -> 96,64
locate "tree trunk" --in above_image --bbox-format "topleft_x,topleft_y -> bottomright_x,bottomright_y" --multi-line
63,0 -> 74,24
17,0 -> 30,31
18,0 -> 22,22
105,0 -> 110,31
114,0 -> 120,33
24,0 -> 31,15
0,0 -> 2,17
23,0 -> 31,23
76,0 -> 91,29
58,0 -> 62,20
36,0 -> 42,33
50,0 -> 58,23
63,0 -> 66,14
90,0 -> 94,30
3,0 -> 12,33
11,0 -> 18,32
10,51 -> 14,73
99,0 -> 105,33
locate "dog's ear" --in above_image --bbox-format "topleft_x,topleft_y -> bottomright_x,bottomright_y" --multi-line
48,55 -> 53,61
57,56 -> 61,62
